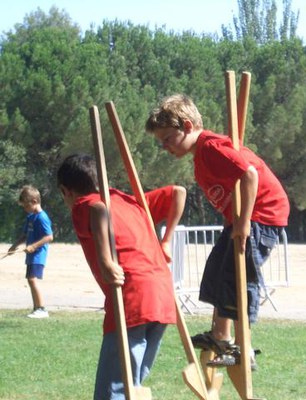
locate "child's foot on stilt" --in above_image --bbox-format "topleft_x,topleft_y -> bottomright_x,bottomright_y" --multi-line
191,331 -> 234,353
206,347 -> 261,371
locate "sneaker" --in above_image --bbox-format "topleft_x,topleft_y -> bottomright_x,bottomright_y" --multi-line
27,308 -> 49,319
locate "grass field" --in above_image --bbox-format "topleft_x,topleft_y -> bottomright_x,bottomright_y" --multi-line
0,310 -> 305,400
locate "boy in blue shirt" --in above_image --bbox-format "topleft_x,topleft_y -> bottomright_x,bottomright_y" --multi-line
9,185 -> 53,318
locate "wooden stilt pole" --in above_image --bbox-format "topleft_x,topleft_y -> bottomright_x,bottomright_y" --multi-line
199,71 -> 251,399
200,350 -> 223,397
89,106 -> 152,400
105,101 -> 212,400
225,71 -> 264,400
237,72 -> 251,142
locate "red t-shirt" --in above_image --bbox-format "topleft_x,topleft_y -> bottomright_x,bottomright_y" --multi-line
194,131 -> 289,226
72,187 -> 176,334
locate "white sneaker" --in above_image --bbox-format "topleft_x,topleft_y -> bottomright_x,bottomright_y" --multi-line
27,308 -> 49,319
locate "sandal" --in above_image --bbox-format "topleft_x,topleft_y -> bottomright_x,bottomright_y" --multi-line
191,331 -> 235,353
206,348 -> 260,371
206,353 -> 237,368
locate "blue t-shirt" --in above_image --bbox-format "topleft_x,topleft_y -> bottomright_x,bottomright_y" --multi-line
23,210 -> 53,266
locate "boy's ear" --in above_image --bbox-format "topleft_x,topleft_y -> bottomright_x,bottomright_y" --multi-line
59,185 -> 70,197
183,120 -> 193,133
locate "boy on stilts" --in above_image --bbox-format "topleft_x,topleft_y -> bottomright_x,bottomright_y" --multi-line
146,94 -> 290,369
57,154 -> 186,399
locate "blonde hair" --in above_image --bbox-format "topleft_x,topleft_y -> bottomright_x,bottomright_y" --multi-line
19,185 -> 41,205
146,94 -> 203,132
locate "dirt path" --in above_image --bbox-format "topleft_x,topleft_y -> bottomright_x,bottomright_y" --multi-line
0,243 -> 305,321
0,243 -> 103,311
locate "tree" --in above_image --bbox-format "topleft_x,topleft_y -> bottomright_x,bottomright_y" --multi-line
0,139 -> 26,240
0,7 -> 87,239
230,0 -> 299,43
1,6 -> 306,241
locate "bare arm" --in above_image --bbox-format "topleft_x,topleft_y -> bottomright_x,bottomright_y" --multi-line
89,202 -> 124,286
232,165 -> 258,252
161,186 -> 187,262
25,234 -> 53,253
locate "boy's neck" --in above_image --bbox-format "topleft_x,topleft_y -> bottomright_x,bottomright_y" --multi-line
189,129 -> 203,154
33,204 -> 42,213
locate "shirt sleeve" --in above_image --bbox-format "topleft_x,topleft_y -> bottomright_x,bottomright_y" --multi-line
145,186 -> 173,225
38,212 -> 53,236
204,140 -> 249,181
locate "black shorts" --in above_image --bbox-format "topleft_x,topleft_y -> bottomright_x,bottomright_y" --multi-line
199,222 -> 282,323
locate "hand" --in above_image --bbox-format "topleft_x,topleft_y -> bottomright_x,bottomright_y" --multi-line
101,261 -> 125,286
25,245 -> 37,254
161,240 -> 172,264
231,220 -> 251,253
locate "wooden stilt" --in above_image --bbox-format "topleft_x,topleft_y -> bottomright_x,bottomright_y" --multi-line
200,351 -> 223,395
105,101 -> 211,400
199,71 -> 252,400
237,72 -> 251,142
224,71 -> 264,400
89,106 -> 152,400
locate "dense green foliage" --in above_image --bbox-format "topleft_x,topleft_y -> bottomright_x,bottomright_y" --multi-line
0,1 -> 306,242
0,310 -> 305,399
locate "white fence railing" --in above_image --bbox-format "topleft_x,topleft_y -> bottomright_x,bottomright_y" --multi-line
162,225 -> 289,314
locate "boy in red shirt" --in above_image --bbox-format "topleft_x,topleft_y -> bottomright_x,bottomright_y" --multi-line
57,154 -> 186,399
146,94 -> 289,368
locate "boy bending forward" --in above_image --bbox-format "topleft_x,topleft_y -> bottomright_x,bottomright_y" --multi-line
146,94 -> 290,368
57,154 -> 186,399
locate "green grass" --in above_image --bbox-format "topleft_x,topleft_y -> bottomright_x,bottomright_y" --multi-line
0,310 -> 305,399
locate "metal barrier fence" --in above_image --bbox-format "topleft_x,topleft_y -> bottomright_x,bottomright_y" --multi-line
161,225 -> 289,314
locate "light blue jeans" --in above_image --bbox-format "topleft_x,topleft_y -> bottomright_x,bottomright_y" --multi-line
93,322 -> 167,400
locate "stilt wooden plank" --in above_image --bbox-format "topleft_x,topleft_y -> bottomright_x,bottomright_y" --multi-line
199,71 -> 251,399
200,350 -> 223,396
89,105 -> 152,400
237,72 -> 251,142
105,101 -> 211,400
225,71 -> 264,400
